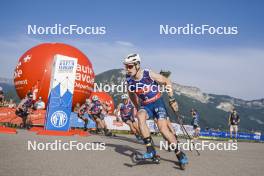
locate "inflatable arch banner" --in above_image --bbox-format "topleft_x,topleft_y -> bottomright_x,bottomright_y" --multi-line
45,54 -> 78,131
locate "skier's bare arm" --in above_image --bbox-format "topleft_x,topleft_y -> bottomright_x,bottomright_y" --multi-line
149,70 -> 178,111
128,91 -> 139,111
149,70 -> 174,97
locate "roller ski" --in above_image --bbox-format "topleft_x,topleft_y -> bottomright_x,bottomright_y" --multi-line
132,150 -> 160,164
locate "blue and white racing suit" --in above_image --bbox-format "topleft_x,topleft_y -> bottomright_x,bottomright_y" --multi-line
120,101 -> 136,123
90,100 -> 104,120
126,69 -> 168,120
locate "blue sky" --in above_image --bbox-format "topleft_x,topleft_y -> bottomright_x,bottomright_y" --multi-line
0,0 -> 264,100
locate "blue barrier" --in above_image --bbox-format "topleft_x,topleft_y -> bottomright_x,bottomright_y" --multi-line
200,130 -> 263,141
70,112 -> 96,128
261,135 -> 264,141
68,114 -> 264,142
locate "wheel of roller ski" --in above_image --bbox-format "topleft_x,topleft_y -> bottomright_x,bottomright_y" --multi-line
152,155 -> 161,164
180,163 -> 186,170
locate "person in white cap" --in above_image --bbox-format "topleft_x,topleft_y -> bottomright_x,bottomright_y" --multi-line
0,86 -> 4,104
34,96 -> 45,110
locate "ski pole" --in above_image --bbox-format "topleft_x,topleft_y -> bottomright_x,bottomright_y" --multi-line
173,111 -> 200,156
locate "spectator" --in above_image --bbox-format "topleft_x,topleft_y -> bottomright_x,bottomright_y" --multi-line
190,108 -> 201,139
34,97 -> 45,110
74,103 -> 81,112
228,108 -> 240,142
8,99 -> 16,108
0,86 -> 4,104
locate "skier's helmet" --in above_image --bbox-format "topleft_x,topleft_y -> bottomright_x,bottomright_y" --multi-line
123,54 -> 141,65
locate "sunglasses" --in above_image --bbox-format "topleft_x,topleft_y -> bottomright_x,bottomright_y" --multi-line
125,64 -> 135,70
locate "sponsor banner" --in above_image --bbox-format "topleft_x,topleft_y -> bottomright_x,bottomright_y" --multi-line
146,120 -> 158,132
101,115 -> 194,134
70,112 -> 96,128
169,123 -> 194,135
104,116 -> 131,131
45,55 -> 78,131
102,116 -> 262,141
200,130 -> 262,141
261,135 -> 264,141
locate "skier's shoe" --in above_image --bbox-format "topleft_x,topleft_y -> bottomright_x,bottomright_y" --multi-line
143,150 -> 156,159
135,134 -> 142,141
133,150 -> 160,164
105,131 -> 112,136
177,152 -> 188,170
104,129 -> 112,136
135,150 -> 160,164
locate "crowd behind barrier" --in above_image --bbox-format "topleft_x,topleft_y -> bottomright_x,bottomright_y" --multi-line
0,108 -> 263,141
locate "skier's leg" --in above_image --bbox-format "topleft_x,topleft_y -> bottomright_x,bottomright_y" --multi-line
137,109 -> 156,158
229,125 -> 233,141
132,121 -> 142,137
127,120 -> 137,134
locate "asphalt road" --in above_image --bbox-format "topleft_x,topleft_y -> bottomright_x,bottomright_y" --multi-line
0,129 -> 264,176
